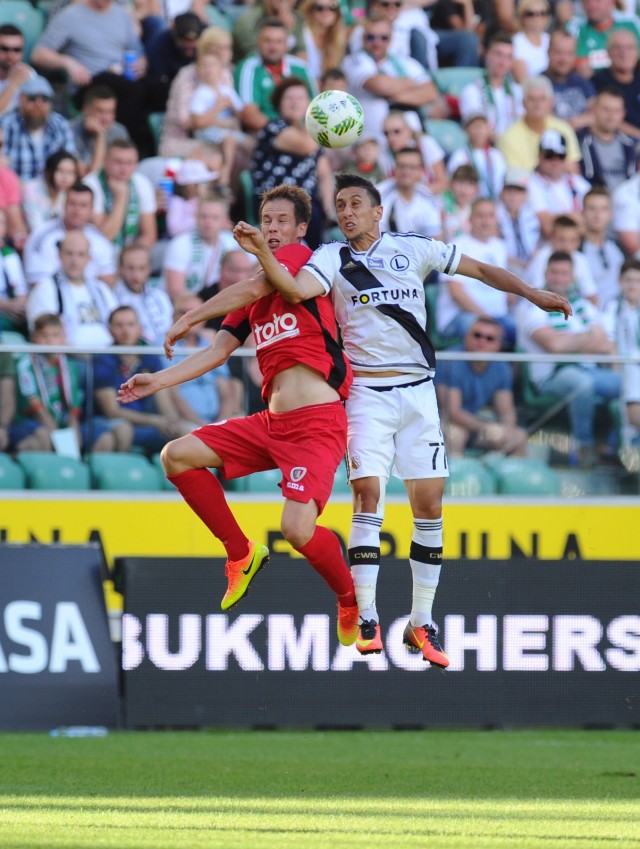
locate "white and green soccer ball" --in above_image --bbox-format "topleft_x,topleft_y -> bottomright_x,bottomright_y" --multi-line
305,90 -> 365,149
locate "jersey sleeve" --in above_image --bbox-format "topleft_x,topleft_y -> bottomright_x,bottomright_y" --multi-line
220,306 -> 252,344
413,235 -> 461,278
273,242 -> 313,275
301,243 -> 338,295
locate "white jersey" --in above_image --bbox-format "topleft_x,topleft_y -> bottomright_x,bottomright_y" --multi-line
304,231 -> 460,380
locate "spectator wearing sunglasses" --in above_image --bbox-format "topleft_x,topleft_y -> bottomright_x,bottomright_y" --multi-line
349,0 -> 442,74
0,24 -> 36,118
498,75 -> 582,173
511,0 -> 550,83
0,76 -> 76,180
342,15 -> 443,145
436,316 -> 528,457
299,0 -> 348,82
527,130 -> 590,239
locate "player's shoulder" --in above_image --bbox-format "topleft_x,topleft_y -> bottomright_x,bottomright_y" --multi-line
381,230 -> 437,246
276,242 -> 314,261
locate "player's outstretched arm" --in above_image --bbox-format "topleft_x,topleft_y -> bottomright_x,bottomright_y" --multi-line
164,271 -> 273,358
233,221 -> 325,303
120,331 -> 241,404
457,255 -> 573,318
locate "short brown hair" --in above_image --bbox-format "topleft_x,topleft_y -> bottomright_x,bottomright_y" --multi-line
259,184 -> 312,225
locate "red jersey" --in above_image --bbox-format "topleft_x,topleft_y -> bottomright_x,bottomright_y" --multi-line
221,243 -> 352,402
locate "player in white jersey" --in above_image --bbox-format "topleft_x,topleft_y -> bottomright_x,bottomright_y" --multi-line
235,173 -> 572,668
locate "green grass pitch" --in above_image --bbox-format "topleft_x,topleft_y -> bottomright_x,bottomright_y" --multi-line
0,730 -> 638,849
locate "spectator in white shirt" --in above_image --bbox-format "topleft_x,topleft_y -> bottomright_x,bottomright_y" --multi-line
341,15 -> 442,144
437,197 -> 515,346
581,185 -> 625,307
26,229 -> 117,347
377,147 -> 441,237
83,138 -> 157,253
163,195 -> 236,302
612,168 -> 640,257
527,129 -> 590,238
23,183 -> 117,288
114,244 -> 174,346
458,31 -> 523,140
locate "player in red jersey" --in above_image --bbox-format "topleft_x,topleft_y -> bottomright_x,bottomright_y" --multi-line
117,186 -> 359,645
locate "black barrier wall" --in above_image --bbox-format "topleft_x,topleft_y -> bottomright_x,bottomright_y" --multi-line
120,557 -> 639,728
0,544 -> 120,731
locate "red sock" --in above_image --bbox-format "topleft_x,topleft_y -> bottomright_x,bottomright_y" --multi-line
296,526 -> 356,606
168,469 -> 249,561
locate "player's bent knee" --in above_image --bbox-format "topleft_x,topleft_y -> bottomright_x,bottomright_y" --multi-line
280,518 -> 315,550
161,435 -> 217,476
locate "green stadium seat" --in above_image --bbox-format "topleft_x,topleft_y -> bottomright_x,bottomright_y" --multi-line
433,66 -> 485,98
424,283 -> 461,350
490,457 -> 561,496
205,5 -> 233,30
385,476 -> 406,496
151,452 -> 176,491
0,1 -> 45,63
426,119 -> 469,158
88,452 -> 163,491
238,170 -> 258,225
147,112 -> 165,154
0,454 -> 26,489
16,452 -> 90,490
445,457 -> 497,497
332,465 -> 352,495
243,468 -> 282,493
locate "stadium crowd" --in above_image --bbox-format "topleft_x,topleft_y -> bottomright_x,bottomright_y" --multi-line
1,0 -> 640,476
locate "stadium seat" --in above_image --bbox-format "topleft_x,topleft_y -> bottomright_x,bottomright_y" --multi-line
433,66 -> 485,98
0,454 -> 26,490
238,170 -> 258,225
205,5 -> 233,30
0,1 -> 45,63
88,452 -> 163,491
147,112 -> 165,155
385,476 -> 406,496
332,465 -> 352,495
243,468 -> 282,493
426,119 -> 469,158
15,452 -> 90,490
424,283 -> 461,350
151,452 -> 176,491
445,457 -> 497,497
489,457 -> 561,496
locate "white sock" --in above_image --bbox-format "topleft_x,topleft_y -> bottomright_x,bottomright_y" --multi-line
349,512 -> 382,623
409,517 -> 442,627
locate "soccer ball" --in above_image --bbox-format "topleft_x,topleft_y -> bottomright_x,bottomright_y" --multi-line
305,90 -> 365,149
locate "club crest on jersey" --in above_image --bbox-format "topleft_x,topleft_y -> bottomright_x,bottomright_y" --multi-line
291,466 -> 307,481
366,257 -> 384,269
390,254 -> 409,271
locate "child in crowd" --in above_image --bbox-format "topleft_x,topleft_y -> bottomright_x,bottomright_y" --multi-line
447,112 -> 507,202
526,214 -> 597,303
440,164 -> 479,242
342,136 -> 384,184
497,168 -> 541,275
189,53 -> 246,195
9,314 -> 130,453
166,158 -> 220,238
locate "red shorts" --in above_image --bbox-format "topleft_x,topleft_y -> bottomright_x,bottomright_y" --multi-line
193,401 -> 347,513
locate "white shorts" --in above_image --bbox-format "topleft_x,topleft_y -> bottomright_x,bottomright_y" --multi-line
346,379 -> 449,481
623,363 -> 640,404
